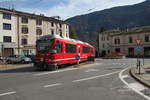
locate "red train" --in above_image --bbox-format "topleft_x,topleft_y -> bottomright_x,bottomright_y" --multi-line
34,35 -> 95,70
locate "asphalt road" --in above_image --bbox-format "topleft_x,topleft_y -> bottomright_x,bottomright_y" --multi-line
0,58 -> 150,100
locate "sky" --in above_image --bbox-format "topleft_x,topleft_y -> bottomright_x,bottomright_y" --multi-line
0,0 -> 146,19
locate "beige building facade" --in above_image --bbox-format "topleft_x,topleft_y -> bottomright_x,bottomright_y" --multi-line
0,8 -> 69,57
98,26 -> 150,57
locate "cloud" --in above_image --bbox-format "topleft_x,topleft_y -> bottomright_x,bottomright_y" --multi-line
0,0 -> 25,2
0,0 -> 145,19
45,0 -> 145,19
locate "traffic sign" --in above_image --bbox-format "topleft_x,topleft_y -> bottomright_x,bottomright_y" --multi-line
134,46 -> 143,51
136,39 -> 143,45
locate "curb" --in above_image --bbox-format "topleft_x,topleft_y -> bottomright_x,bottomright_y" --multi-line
0,64 -> 14,68
0,64 -> 33,71
130,67 -> 150,88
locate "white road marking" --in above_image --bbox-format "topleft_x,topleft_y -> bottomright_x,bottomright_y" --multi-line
44,83 -> 62,88
34,63 -> 98,76
34,68 -> 77,76
0,91 -> 16,96
122,75 -> 129,78
119,67 -> 150,100
85,69 -> 99,72
128,82 -> 148,91
112,63 -> 118,65
72,70 -> 120,82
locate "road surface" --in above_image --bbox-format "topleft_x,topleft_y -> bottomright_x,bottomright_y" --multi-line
0,58 -> 150,100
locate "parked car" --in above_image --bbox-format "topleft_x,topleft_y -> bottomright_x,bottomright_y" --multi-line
25,55 -> 35,62
6,55 -> 32,64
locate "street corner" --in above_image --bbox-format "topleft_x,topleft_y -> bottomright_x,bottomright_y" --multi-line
130,66 -> 150,88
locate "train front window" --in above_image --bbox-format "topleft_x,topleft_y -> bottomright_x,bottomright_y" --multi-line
37,40 -> 53,53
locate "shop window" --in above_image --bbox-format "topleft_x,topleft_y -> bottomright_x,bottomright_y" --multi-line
115,48 -> 120,52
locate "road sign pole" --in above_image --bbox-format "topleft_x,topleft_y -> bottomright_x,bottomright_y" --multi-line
143,54 -> 144,66
135,39 -> 143,74
138,59 -> 141,74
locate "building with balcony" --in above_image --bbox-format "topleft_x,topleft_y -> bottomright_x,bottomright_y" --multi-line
0,8 -> 69,57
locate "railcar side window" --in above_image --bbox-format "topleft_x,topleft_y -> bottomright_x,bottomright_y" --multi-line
54,41 -> 62,53
66,43 -> 76,53
83,46 -> 90,53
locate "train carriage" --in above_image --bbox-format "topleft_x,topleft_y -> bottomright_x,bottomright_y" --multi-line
34,35 -> 95,70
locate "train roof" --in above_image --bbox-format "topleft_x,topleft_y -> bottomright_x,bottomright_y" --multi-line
38,34 -> 93,48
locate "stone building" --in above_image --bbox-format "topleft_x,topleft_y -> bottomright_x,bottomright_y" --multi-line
0,8 -> 69,57
98,30 -> 119,56
98,26 -> 150,57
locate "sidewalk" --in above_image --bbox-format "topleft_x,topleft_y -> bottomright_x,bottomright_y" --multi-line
0,63 -> 33,70
130,65 -> 150,88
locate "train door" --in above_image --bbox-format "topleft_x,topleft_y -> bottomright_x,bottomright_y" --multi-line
64,43 -> 77,64
78,46 -> 80,53
77,45 -> 81,61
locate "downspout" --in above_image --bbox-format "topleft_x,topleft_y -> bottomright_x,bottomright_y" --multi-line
17,15 -> 20,55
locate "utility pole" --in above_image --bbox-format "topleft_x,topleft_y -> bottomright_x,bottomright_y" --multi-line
135,39 -> 142,74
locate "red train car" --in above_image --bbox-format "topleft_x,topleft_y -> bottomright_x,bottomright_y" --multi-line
34,35 -> 95,70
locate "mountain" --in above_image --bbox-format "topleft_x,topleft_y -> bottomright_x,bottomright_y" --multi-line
66,0 -> 150,46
